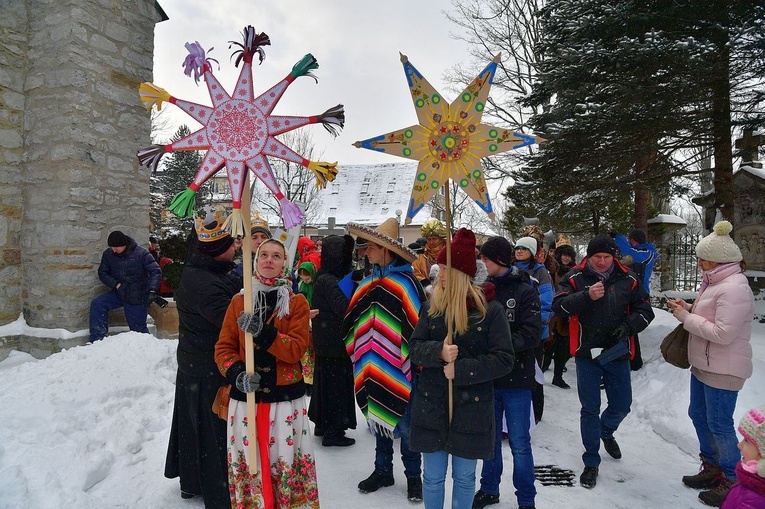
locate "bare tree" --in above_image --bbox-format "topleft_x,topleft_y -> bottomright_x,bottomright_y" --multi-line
249,129 -> 324,228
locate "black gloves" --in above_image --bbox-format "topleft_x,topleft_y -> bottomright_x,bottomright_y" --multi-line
235,371 -> 261,393
610,322 -> 632,342
149,291 -> 168,308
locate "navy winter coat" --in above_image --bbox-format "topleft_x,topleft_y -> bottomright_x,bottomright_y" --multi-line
97,237 -> 161,306
491,267 -> 543,390
408,298 -> 514,460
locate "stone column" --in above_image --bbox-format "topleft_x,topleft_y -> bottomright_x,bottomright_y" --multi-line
18,0 -> 162,329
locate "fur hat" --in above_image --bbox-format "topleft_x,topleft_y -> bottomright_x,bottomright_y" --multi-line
480,236 -> 513,268
107,231 -> 129,247
436,227 -> 477,277
738,405 -> 765,477
514,236 -> 538,255
521,225 -> 545,250
587,234 -> 618,258
629,229 -> 647,245
554,244 -> 577,263
695,221 -> 743,264
421,219 -> 447,239
348,218 -> 417,263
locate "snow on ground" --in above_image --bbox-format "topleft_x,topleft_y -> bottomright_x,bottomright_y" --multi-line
0,301 -> 763,508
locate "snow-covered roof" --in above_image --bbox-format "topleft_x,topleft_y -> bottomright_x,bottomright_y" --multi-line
647,214 -> 686,225
315,162 -> 436,226
735,164 -> 765,181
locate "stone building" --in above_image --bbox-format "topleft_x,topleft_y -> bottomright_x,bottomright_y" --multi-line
0,0 -> 167,330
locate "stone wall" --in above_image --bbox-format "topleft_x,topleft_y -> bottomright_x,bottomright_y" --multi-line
0,1 -> 28,323
0,0 -> 163,330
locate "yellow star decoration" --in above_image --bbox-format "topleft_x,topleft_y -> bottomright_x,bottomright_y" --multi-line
354,53 -> 541,224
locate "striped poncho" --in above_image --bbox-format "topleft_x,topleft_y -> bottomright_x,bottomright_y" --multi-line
343,262 -> 425,436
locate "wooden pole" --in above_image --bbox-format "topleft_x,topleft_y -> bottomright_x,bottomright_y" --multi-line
444,181 -> 454,424
240,174 -> 259,475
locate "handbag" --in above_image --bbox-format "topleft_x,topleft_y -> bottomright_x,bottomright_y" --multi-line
660,324 -> 690,369
211,384 -> 231,420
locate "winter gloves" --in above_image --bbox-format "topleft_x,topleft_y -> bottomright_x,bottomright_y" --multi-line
609,322 -> 632,342
235,371 -> 261,393
148,291 -> 168,308
237,311 -> 263,336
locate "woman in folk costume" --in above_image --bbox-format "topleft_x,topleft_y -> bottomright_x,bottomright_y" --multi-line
409,228 -> 514,509
343,218 -> 427,502
308,234 -> 358,446
215,238 -> 319,509
412,219 -> 447,287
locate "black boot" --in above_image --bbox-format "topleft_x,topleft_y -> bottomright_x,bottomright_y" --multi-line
358,471 -> 395,493
580,466 -> 598,489
472,490 -> 499,508
406,476 -> 422,502
602,438 -> 622,459
322,430 -> 355,447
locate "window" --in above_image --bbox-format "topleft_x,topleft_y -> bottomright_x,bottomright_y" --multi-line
387,179 -> 396,193
361,176 -> 371,195
329,207 -> 337,216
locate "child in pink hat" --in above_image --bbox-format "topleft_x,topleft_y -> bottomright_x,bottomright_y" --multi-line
721,405 -> 765,508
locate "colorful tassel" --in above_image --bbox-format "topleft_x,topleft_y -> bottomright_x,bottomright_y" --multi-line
317,104 -> 345,137
290,54 -> 319,83
229,26 -> 271,67
278,197 -> 305,229
169,188 -> 197,218
183,41 -> 219,84
222,208 -> 245,238
307,161 -> 339,189
138,83 -> 171,111
137,145 -> 167,174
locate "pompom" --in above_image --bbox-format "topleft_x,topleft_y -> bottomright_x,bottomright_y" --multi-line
713,220 -> 733,236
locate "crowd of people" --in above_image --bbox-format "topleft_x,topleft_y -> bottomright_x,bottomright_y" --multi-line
88,215 -> 759,509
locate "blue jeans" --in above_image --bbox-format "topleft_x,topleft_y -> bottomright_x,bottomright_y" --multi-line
422,450 -> 477,509
89,291 -> 149,341
374,395 -> 421,478
479,389 -> 536,506
575,357 -> 632,467
688,374 -> 739,480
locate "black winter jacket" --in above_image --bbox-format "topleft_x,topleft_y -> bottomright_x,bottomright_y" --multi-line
552,259 -> 654,360
408,299 -> 514,460
175,249 -> 242,377
97,237 -> 161,306
491,267 -> 542,390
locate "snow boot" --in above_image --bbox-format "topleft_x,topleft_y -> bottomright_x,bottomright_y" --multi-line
552,376 -> 570,389
580,466 -> 598,489
358,471 -> 395,493
602,438 -> 622,459
682,456 -> 723,490
406,476 -> 422,502
698,477 -> 734,507
322,430 -> 355,447
471,490 -> 499,508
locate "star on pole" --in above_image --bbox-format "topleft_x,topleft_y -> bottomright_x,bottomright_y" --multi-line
354,53 -> 541,224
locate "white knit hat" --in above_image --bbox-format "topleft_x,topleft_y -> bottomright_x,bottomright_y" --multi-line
514,236 -> 538,255
695,221 -> 743,264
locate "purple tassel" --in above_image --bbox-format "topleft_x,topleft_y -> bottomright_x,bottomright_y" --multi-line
182,42 -> 219,84
229,26 -> 271,67
137,145 -> 166,174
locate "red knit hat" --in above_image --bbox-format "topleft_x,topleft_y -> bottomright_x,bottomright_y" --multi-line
436,228 -> 477,277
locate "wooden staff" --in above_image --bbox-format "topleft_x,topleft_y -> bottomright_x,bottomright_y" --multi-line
444,181 -> 454,423
240,173 -> 259,475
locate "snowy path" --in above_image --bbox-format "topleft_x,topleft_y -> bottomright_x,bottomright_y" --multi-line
0,305 -> 761,508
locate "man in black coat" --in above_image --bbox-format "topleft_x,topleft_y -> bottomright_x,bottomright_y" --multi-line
552,234 -> 654,490
474,237 -> 543,509
164,221 -> 242,507
89,230 -> 161,342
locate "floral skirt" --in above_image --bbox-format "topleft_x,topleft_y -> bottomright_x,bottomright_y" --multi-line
227,397 -> 320,508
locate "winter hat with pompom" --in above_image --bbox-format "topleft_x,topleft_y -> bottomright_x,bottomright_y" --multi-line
436,227 -> 477,277
695,221 -> 743,264
738,405 -> 765,477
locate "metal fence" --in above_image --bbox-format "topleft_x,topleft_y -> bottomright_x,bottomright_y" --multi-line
661,231 -> 702,292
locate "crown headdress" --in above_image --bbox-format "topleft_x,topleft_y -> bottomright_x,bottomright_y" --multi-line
195,210 -> 231,242
421,218 -> 447,238
251,210 -> 269,230
556,234 -> 572,247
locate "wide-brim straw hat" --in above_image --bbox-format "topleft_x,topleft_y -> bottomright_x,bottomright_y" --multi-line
347,218 -> 417,263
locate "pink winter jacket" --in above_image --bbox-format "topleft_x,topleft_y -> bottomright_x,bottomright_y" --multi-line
675,263 -> 753,380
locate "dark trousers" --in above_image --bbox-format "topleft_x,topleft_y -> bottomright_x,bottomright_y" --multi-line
575,357 -> 632,467
89,290 -> 148,342
630,333 -> 643,371
374,394 -> 421,478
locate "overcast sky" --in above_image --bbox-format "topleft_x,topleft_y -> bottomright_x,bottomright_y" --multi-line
152,0 -> 476,166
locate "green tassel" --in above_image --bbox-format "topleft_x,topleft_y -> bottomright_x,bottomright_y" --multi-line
169,188 -> 197,218
290,54 -> 318,82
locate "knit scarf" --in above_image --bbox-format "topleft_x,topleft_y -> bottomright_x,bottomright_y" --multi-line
736,461 -> 765,497
344,262 -> 422,437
